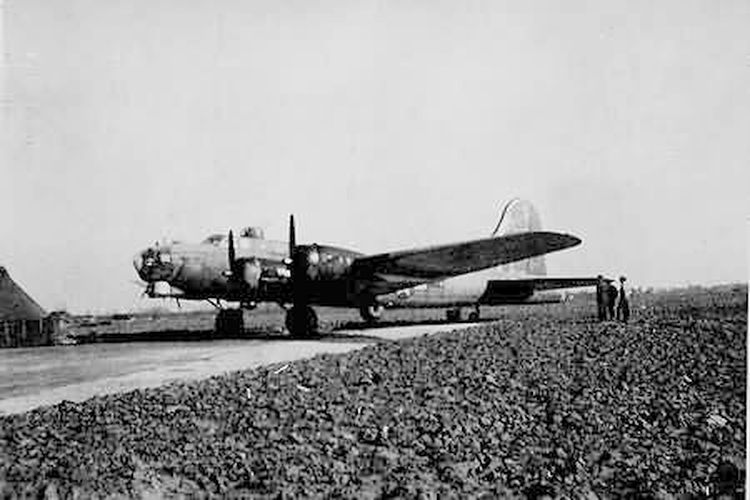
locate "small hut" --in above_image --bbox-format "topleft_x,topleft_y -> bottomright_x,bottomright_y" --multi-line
0,266 -> 56,347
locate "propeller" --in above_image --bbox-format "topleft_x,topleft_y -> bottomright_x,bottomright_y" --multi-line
289,214 -> 296,257
285,215 -> 304,333
286,214 -> 314,298
226,228 -> 245,291
286,214 -> 322,294
228,229 -> 237,275
226,229 -> 262,305
287,215 -> 299,303
284,215 -> 322,332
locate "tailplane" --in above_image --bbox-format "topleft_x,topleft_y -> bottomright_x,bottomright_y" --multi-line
491,199 -> 547,276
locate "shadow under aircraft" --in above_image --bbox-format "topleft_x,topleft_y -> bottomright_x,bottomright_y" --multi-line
134,199 -> 598,336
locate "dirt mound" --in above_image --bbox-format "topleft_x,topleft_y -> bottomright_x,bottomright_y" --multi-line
0,287 -> 745,497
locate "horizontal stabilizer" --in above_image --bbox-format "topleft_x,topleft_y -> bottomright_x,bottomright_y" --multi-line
489,277 -> 601,291
480,277 -> 600,305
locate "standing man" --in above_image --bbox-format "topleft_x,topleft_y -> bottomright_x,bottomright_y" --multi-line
617,276 -> 631,323
596,275 -> 606,321
606,280 -> 618,320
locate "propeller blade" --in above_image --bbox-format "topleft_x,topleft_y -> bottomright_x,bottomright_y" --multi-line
288,214 -> 296,258
286,214 -> 300,304
228,229 -> 236,272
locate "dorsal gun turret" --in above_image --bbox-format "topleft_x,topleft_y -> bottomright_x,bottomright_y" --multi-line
240,226 -> 265,239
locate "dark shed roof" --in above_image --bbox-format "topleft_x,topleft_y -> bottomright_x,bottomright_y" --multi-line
0,267 -> 46,321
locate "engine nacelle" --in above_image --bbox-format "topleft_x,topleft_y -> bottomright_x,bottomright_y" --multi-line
226,258 -> 265,300
294,245 -> 351,282
241,259 -> 262,290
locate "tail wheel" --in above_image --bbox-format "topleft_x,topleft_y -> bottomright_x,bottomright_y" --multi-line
446,308 -> 462,322
359,304 -> 383,323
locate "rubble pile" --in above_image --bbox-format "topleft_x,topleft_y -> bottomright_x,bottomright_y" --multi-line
0,287 -> 745,497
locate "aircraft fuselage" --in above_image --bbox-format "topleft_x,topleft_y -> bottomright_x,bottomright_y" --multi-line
134,236 -> 560,309
133,200 -> 597,336
134,236 -> 367,307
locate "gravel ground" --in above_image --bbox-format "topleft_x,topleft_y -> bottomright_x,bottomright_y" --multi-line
0,286 -> 745,498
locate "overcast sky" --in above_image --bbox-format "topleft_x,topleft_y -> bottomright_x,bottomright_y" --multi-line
2,0 -> 749,313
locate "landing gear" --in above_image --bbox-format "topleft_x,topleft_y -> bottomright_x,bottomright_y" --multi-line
468,305 -> 480,321
215,309 -> 244,335
446,308 -> 462,322
285,305 -> 318,337
359,303 -> 383,323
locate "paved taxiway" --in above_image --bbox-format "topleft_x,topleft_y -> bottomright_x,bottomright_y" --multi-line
0,323 -> 476,415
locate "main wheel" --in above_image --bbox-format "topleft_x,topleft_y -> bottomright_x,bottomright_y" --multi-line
468,306 -> 480,321
215,309 -> 244,336
359,303 -> 383,323
285,305 -> 318,337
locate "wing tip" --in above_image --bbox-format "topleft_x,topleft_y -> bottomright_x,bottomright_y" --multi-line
521,231 -> 581,248
565,233 -> 582,248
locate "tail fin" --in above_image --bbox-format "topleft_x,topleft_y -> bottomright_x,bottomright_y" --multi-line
491,199 -> 547,276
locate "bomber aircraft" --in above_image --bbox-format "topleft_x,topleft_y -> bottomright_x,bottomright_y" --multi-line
133,199 -> 597,336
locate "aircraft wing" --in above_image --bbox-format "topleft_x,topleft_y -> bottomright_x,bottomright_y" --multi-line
351,231 -> 581,296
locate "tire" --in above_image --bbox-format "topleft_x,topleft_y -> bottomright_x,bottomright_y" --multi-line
446,308 -> 461,322
286,306 -> 318,337
215,309 -> 244,335
359,304 -> 383,323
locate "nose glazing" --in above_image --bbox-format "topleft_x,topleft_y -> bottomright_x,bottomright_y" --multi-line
133,251 -> 146,278
133,247 -> 176,282
133,248 -> 159,279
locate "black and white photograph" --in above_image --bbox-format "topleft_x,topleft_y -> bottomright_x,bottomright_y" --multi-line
1,0 -> 747,497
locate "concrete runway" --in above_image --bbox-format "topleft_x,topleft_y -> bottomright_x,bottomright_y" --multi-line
0,323 -> 476,415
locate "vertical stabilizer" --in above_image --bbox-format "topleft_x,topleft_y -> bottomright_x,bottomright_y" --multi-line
491,199 -> 547,276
